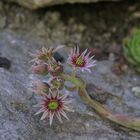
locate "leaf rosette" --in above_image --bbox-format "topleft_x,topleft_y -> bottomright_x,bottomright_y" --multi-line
123,28 -> 140,72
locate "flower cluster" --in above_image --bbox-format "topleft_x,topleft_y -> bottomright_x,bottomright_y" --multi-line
31,45 -> 96,125
30,45 -> 140,132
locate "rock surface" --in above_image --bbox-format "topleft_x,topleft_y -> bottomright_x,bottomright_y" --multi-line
5,0 -> 120,9
0,1 -> 140,140
0,30 -> 140,140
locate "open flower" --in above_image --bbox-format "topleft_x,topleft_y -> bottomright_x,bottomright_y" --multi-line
68,47 -> 96,72
34,91 -> 73,125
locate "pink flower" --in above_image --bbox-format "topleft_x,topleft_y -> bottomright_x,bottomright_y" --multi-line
34,91 -> 73,125
68,47 -> 96,72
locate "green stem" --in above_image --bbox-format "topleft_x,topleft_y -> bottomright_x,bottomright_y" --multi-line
64,85 -> 77,92
61,73 -> 140,131
72,68 -> 77,77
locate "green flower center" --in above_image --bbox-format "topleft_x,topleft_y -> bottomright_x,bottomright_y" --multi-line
51,63 -> 58,69
76,57 -> 84,66
48,100 -> 59,110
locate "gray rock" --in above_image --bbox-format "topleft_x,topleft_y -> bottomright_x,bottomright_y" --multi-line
5,0 -> 120,9
0,2 -> 140,139
0,30 -> 140,140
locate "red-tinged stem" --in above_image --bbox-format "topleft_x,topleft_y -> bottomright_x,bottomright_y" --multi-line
61,73 -> 140,131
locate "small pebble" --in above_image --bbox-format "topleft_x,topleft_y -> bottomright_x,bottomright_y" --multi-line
0,57 -> 11,69
132,86 -> 140,97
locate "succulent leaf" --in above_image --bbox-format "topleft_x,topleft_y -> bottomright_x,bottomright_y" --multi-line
123,28 -> 140,72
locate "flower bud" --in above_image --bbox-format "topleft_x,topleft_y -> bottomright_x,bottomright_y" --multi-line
48,60 -> 63,76
31,60 -> 48,75
32,80 -> 50,95
50,77 -> 64,90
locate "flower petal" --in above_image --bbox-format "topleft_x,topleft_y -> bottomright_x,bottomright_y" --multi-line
60,110 -> 69,120
35,108 -> 44,115
40,111 -> 48,120
49,112 -> 54,125
56,112 -> 63,123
